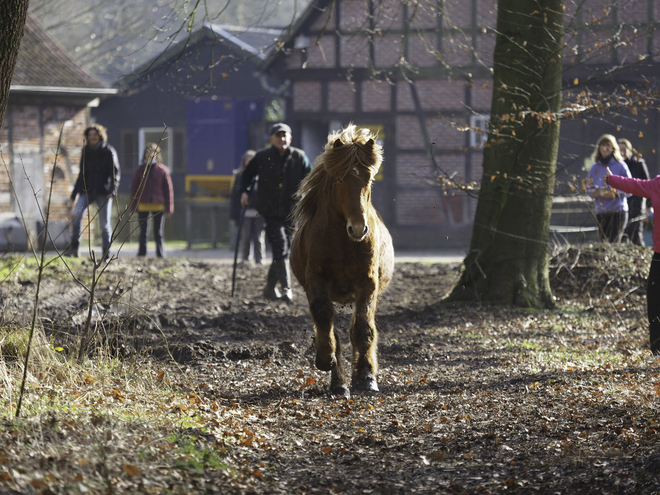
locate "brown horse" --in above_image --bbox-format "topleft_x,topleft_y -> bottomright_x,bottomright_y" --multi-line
290,124 -> 394,397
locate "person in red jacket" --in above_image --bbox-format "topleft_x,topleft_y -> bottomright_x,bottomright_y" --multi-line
606,167 -> 660,355
129,143 -> 174,257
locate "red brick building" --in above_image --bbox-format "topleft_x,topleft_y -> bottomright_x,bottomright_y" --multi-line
261,0 -> 656,248
0,15 -> 115,248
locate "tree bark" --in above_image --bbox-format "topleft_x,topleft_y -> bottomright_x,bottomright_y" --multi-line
0,1 -> 29,130
446,0 -> 564,308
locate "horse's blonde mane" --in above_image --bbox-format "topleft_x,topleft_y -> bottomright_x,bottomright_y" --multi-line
292,124 -> 383,227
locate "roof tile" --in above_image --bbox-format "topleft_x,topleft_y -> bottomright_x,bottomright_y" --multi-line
12,14 -> 109,89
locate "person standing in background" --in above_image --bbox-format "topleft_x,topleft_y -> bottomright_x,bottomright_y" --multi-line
129,143 -> 174,257
230,150 -> 265,265
239,123 -> 311,302
68,124 -> 120,260
587,134 -> 631,243
239,151 -> 266,265
618,138 -> 650,246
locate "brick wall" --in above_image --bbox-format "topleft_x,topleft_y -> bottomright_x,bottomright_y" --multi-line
0,103 -> 90,236
395,190 -> 446,225
362,80 -> 392,112
340,34 -> 370,67
426,117 -> 467,150
286,0 -> 660,234
395,153 -> 434,187
471,153 -> 484,182
293,81 -> 323,112
654,29 -> 660,53
310,4 -> 336,30
476,33 -> 496,67
373,0 -> 404,31
11,106 -> 41,145
435,153 -> 467,178
476,0 -> 498,27
471,80 -> 493,111
285,49 -> 304,70
443,0 -> 472,28
339,0 -> 368,31
328,81 -> 356,113
581,29 -> 616,63
619,0 -> 648,23
582,0 -> 614,20
42,106 -> 87,220
564,31 -> 580,65
409,2 -> 438,30
305,35 -> 337,68
396,116 -> 425,149
441,33 -> 473,66
416,79 -> 465,111
618,27 -> 649,62
408,33 -> 439,67
374,34 -> 402,68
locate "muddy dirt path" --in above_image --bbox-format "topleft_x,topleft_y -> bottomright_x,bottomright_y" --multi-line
4,255 -> 658,494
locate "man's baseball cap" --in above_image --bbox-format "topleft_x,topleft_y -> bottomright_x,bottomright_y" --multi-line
270,122 -> 292,136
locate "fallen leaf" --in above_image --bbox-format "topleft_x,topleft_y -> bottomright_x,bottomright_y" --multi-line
124,464 -> 141,476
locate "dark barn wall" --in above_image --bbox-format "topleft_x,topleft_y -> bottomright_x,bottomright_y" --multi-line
93,33 -> 274,195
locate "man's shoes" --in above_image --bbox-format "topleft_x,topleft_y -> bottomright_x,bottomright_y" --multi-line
281,288 -> 293,303
263,286 -> 282,301
65,242 -> 79,257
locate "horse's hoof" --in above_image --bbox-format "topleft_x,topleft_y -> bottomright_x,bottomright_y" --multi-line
330,385 -> 351,398
353,374 -> 379,392
315,354 -> 337,372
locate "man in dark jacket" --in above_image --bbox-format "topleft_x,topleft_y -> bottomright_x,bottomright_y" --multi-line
68,125 -> 120,259
239,123 -> 311,302
619,138 -> 650,245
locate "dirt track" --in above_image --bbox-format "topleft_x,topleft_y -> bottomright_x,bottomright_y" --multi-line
3,254 -> 660,494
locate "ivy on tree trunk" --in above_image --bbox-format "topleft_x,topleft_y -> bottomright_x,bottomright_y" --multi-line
447,0 -> 564,308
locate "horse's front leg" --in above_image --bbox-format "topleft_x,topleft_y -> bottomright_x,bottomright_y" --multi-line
350,283 -> 379,392
307,284 -> 349,397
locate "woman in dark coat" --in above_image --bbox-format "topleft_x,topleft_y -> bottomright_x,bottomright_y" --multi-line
68,124 -> 120,259
129,143 -> 174,257
618,138 -> 651,245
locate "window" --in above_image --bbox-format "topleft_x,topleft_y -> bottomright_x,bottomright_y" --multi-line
469,114 -> 489,149
139,127 -> 173,171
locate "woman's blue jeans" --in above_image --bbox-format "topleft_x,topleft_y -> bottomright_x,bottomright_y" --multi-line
71,194 -> 112,257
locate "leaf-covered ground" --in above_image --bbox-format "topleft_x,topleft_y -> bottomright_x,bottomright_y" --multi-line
1,243 -> 659,494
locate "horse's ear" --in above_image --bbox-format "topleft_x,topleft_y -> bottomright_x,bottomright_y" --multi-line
333,139 -> 343,148
365,139 -> 375,150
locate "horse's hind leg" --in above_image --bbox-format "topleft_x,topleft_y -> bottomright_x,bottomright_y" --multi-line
309,292 -> 349,396
350,288 -> 379,392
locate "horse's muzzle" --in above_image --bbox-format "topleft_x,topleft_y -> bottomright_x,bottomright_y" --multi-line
347,223 -> 369,241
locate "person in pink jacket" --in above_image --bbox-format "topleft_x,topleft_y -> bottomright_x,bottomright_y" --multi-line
129,143 -> 174,257
605,168 -> 660,354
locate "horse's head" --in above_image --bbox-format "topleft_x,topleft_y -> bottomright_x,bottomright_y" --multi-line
324,126 -> 383,242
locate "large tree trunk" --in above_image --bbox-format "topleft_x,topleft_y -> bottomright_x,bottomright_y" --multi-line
447,0 -> 564,308
0,1 -> 29,130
